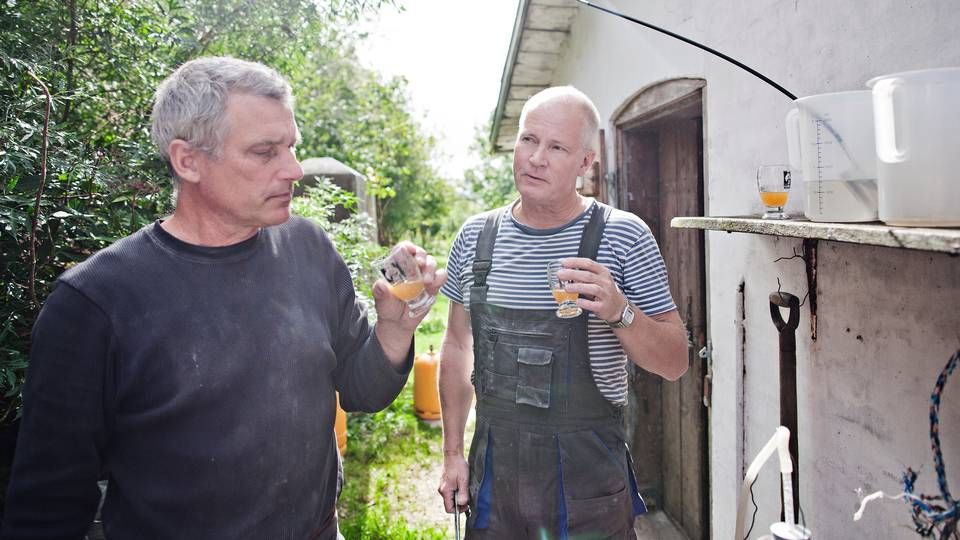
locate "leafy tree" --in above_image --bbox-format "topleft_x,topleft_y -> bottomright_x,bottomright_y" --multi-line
3,3 -> 456,525
463,122 -> 516,209
415,121 -> 516,258
291,39 -> 450,245
291,178 -> 384,311
0,0 -> 440,438
1,1 -> 175,428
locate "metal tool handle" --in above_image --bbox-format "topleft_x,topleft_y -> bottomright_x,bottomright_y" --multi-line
769,290 -> 801,523
769,292 -> 800,333
453,488 -> 460,540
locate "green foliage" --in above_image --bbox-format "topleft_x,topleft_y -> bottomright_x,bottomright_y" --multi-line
0,0 -> 448,427
1,2 -> 462,531
337,301 -> 453,538
415,290 -> 449,353
341,509 -> 446,540
1,0 -> 175,423
463,123 -> 517,210
338,382 -> 446,540
290,179 -> 384,305
291,43 -> 451,246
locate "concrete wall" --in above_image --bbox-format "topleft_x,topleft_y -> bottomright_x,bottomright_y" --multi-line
550,1 -> 960,537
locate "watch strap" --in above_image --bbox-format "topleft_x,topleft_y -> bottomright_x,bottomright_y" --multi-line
606,302 -> 633,328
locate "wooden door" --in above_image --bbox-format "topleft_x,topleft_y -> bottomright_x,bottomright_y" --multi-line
618,90 -> 708,540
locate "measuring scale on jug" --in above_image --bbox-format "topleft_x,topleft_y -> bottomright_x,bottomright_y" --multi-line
785,90 -> 879,222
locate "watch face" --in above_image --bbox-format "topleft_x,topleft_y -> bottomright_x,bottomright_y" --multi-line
608,304 -> 634,328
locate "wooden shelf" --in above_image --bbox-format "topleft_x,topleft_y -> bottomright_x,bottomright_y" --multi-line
670,216 -> 960,255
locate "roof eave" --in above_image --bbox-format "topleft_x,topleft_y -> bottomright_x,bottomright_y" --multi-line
490,0 -> 532,153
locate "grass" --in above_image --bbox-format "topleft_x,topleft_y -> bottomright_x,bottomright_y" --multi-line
336,381 -> 447,539
336,293 -> 452,539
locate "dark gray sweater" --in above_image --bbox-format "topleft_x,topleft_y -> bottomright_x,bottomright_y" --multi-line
2,217 -> 411,539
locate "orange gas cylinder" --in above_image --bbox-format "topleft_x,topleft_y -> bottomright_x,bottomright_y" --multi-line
335,392 -> 347,455
413,345 -> 442,421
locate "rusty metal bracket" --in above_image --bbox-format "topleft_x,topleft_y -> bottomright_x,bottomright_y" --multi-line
773,240 -> 819,341
802,239 -> 818,341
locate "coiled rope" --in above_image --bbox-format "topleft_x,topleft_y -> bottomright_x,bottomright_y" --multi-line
903,349 -> 959,538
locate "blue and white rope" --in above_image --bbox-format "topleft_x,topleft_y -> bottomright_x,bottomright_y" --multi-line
902,349 -> 959,537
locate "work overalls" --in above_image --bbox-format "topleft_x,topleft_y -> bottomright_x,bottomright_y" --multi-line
465,202 -> 646,540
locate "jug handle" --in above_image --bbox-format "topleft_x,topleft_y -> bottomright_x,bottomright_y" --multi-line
872,77 -> 907,162
784,108 -> 803,173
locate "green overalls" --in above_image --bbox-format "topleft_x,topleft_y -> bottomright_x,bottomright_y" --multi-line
465,203 -> 646,540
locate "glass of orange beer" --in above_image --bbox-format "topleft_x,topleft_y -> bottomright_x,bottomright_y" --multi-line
546,259 -> 582,318
757,165 -> 792,220
375,245 -> 433,317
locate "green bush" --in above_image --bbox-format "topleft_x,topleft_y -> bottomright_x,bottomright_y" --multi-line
291,180 -> 384,306
0,3 -> 458,522
0,0 -> 447,425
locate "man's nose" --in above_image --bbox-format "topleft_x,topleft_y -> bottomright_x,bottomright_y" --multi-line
529,145 -> 547,167
286,153 -> 304,183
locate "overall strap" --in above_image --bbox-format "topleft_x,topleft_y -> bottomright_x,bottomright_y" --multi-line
577,201 -> 613,260
471,201 -> 610,304
471,207 -> 507,300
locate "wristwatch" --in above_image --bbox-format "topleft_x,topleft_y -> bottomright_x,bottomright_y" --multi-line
606,302 -> 635,329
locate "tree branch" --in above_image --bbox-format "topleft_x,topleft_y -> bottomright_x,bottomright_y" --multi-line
26,70 -> 53,312
191,0 -> 255,58
61,0 -> 78,123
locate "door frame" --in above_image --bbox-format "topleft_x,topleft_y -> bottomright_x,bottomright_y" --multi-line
612,77 -> 710,539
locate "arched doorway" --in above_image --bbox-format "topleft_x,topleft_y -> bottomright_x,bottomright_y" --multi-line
614,78 -> 709,540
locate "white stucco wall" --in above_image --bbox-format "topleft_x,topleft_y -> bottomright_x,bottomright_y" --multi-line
547,1 -> 960,538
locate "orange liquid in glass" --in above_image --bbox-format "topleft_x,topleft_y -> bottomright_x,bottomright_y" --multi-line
552,289 -> 579,304
760,191 -> 789,207
390,281 -> 425,302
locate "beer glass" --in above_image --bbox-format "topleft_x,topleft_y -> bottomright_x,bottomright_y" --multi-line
757,165 -> 792,220
546,260 -> 582,318
375,245 -> 433,317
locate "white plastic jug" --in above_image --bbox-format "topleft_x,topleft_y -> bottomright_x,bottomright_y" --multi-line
785,91 -> 879,222
868,67 -> 960,227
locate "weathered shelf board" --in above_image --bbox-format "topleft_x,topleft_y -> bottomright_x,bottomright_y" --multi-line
670,216 -> 960,255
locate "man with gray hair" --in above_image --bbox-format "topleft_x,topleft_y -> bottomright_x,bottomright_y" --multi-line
3,56 -> 445,539
436,86 -> 688,538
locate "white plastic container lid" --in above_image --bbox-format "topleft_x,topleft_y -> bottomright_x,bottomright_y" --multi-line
770,521 -> 812,540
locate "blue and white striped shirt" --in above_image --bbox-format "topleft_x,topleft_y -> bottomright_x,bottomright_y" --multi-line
440,200 -> 676,405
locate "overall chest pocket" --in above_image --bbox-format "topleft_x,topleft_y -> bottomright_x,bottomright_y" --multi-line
515,346 -> 552,408
481,326 -> 567,409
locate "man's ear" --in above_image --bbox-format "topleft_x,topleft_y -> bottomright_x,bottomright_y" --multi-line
167,139 -> 203,185
578,149 -> 597,177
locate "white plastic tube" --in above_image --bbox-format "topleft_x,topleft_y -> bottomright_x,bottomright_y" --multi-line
734,426 -> 794,540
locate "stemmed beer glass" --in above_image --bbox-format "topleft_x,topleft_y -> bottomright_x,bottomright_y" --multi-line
546,260 -> 582,318
757,165 -> 792,220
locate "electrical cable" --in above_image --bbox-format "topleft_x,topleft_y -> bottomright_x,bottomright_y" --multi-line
744,477 -> 759,540
574,0 -> 797,100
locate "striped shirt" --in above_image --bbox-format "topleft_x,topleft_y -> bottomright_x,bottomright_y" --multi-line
440,200 -> 676,405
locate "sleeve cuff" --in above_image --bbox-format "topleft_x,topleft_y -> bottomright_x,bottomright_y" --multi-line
370,330 -> 414,377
